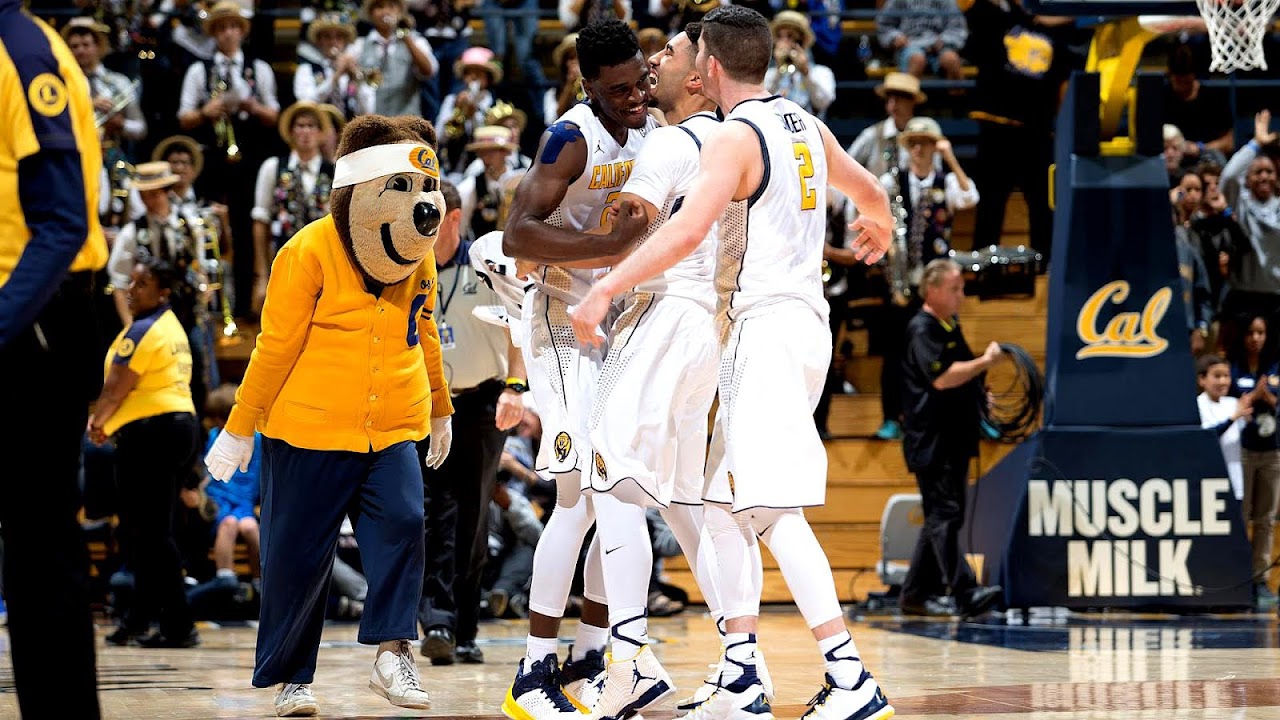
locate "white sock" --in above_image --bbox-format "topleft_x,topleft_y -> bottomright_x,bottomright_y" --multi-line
607,606 -> 648,661
720,632 -> 758,688
572,622 -> 609,660
525,634 -> 560,668
818,631 -> 866,690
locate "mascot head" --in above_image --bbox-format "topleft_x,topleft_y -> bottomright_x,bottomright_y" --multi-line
330,115 -> 446,286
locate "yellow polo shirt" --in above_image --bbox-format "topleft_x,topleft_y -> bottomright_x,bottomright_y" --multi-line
0,9 -> 107,285
103,304 -> 196,436
226,215 -> 454,452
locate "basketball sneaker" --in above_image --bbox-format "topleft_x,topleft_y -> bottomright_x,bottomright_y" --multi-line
369,640 -> 431,709
675,669 -> 773,720
274,683 -> 318,717
502,653 -> 585,720
589,645 -> 675,719
677,648 -> 775,711
561,645 -> 607,713
799,671 -> 893,720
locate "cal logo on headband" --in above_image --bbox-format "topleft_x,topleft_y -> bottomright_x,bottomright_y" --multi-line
333,142 -> 440,188
408,146 -> 439,178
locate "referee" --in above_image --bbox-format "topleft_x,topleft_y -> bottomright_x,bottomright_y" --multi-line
0,2 -> 108,715
417,180 -> 527,664
899,259 -> 1003,618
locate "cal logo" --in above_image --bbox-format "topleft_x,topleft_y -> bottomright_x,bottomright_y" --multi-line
586,160 -> 634,190
594,452 -> 607,481
408,146 -> 440,179
1075,280 -> 1171,359
554,431 -> 572,463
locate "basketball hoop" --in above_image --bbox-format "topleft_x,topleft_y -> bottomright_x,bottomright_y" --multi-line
1196,0 -> 1280,72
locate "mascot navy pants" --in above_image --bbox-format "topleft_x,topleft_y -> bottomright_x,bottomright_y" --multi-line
253,438 -> 425,688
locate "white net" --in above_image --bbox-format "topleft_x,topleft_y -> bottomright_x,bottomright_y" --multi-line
1196,0 -> 1280,72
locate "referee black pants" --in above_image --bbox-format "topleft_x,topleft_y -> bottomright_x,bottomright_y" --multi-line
900,453 -> 979,606
416,380 -> 508,644
0,272 -> 101,719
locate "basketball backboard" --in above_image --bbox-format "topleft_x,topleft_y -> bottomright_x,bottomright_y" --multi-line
1023,0 -> 1194,15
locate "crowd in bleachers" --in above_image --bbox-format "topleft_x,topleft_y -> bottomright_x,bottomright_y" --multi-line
19,0 -> 1280,635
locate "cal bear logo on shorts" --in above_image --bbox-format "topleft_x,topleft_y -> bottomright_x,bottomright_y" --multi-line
594,452 -> 607,482
554,432 -> 572,463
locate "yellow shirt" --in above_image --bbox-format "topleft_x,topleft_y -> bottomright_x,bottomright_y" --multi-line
226,215 -> 454,452
0,9 -> 107,285
103,305 -> 196,436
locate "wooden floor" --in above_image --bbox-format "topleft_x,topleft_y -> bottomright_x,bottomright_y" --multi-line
4,609 -> 1280,719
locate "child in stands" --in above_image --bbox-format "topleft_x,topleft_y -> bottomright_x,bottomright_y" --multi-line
1197,353 -> 1251,501
204,384 -> 263,588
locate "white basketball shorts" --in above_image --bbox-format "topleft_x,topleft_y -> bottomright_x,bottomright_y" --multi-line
704,305 -> 831,512
585,293 -> 718,508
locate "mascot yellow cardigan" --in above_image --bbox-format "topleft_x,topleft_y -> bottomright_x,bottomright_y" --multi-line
204,115 -> 451,714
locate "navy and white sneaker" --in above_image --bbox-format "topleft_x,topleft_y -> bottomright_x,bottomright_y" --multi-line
678,648 -> 775,711
561,645 -> 607,713
675,669 -> 772,720
799,671 -> 893,720
589,645 -> 675,719
502,654 -> 585,720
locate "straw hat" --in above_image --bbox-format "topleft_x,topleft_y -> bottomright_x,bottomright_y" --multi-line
151,135 -> 205,178
466,126 -> 517,153
769,11 -> 814,50
318,103 -> 346,133
278,100 -> 333,144
60,17 -> 111,48
485,101 -> 527,133
201,0 -> 251,35
553,33 -> 579,69
306,12 -> 356,46
875,71 -> 927,104
360,0 -> 408,23
897,117 -> 943,146
455,46 -> 503,85
132,161 -> 180,191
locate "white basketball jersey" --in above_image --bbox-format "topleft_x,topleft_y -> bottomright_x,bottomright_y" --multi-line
619,111 -> 719,311
717,96 -> 829,324
541,102 -> 655,302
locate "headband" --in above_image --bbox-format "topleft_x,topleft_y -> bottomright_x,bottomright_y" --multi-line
332,142 -> 441,189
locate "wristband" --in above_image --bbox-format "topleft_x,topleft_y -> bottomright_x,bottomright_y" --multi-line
505,377 -> 529,393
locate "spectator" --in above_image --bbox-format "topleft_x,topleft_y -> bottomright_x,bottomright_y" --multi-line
875,0 -> 967,81
847,72 -> 926,180
763,11 -> 835,118
484,482 -> 543,619
1166,124 -> 1226,184
562,0 -> 633,31
295,13 -> 373,120
350,0 -> 439,118
436,46 -> 503,175
1165,43 -> 1235,163
409,0 -> 475,108
1225,314 -> 1280,611
203,384 -> 262,590
1170,171 -> 1216,354
544,33 -> 583,127
63,17 -> 147,149
458,127 -> 519,238
1218,110 -> 1280,334
1198,353 -> 1250,501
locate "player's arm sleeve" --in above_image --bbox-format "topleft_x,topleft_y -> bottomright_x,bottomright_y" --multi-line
415,257 -> 455,417
225,242 -> 323,436
0,58 -> 92,347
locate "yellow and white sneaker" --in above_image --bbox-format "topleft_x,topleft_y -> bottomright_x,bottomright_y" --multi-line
675,670 -> 772,720
799,671 -> 893,720
502,653 -> 586,720
589,645 -> 675,719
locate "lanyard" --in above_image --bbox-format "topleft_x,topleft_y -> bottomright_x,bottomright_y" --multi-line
438,261 -> 463,321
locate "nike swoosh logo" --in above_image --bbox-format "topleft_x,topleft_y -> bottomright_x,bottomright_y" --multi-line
605,545 -> 623,555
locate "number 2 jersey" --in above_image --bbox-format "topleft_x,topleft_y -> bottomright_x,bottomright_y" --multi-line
717,95 -> 830,324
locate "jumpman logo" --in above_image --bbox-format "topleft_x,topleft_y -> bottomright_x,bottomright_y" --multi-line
630,661 -> 657,693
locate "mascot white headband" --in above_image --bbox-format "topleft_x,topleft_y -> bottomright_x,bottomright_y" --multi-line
332,142 -> 441,189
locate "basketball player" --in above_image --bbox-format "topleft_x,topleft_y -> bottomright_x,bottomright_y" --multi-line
499,20 -> 657,720
570,7 -> 895,720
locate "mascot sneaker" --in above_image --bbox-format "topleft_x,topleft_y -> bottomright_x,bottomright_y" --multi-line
590,645 -> 675,719
561,646 -> 608,713
676,670 -> 773,720
369,640 -> 431,709
800,672 -> 893,720
502,653 -> 585,720
274,683 -> 318,717
678,648 -> 775,711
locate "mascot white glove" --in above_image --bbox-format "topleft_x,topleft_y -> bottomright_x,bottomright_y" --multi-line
425,416 -> 453,470
205,429 -> 254,482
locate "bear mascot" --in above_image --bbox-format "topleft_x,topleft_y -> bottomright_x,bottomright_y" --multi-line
204,114 -> 453,717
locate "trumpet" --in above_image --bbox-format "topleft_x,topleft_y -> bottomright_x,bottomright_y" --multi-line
95,79 -> 140,129
445,80 -> 481,140
191,210 -> 241,344
211,79 -> 241,163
